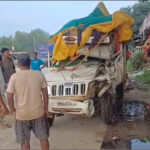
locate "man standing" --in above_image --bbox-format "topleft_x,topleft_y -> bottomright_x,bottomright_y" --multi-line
1,48 -> 16,84
0,55 -> 9,128
147,43 -> 150,64
0,93 -> 9,121
31,52 -> 44,71
7,54 -> 49,150
0,55 -> 5,100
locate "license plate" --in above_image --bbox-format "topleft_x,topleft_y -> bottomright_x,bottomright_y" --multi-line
56,101 -> 77,107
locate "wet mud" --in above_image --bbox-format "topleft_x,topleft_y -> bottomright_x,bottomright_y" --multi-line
102,100 -> 150,150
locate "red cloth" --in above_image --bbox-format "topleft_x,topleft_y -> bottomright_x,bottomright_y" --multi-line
116,43 -> 121,52
126,51 -> 131,59
143,47 -> 148,59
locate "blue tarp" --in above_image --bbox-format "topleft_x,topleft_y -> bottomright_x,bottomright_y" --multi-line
37,43 -> 54,59
48,43 -> 54,56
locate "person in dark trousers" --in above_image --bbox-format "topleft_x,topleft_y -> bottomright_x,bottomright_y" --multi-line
1,48 -> 16,85
7,53 -> 49,150
31,52 -> 44,71
0,93 -> 9,121
147,43 -> 150,64
0,55 -> 9,128
0,55 -> 5,100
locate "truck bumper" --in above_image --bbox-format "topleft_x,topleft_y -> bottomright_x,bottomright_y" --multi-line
48,99 -> 95,117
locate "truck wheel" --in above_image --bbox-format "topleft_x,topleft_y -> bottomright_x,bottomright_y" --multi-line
100,93 -> 115,124
116,82 -> 124,100
115,82 -> 124,118
48,114 -> 55,127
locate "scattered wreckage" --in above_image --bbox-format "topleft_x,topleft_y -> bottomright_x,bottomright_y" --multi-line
42,2 -> 134,125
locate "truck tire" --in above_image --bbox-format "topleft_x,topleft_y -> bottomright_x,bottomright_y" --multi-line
116,82 -> 124,100
114,82 -> 124,118
100,93 -> 115,124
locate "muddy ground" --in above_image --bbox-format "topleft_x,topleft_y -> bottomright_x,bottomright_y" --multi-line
0,88 -> 150,149
104,88 -> 150,141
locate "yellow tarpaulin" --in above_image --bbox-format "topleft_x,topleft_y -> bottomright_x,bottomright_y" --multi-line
51,3 -> 135,61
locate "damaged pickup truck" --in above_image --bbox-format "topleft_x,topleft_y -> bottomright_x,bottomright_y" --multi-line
42,2 -> 134,125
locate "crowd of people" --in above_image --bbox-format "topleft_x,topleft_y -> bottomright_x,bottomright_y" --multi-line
0,48 -> 50,150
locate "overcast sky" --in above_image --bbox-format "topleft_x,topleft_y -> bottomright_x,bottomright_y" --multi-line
0,1 -> 137,36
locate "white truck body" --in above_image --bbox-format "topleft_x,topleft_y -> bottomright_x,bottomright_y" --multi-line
41,40 -> 126,117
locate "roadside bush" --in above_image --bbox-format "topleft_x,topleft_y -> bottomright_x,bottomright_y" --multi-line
127,50 -> 144,72
126,59 -> 134,72
133,71 -> 150,84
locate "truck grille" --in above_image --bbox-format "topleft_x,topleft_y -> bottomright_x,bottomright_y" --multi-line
49,83 -> 87,97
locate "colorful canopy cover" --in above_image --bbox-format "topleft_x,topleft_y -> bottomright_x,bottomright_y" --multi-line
50,2 -> 135,61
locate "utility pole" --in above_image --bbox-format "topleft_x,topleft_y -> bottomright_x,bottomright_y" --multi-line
11,33 -> 15,52
32,34 -> 36,52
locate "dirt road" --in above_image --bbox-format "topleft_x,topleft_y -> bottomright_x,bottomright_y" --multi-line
0,88 -> 150,149
0,115 -> 107,150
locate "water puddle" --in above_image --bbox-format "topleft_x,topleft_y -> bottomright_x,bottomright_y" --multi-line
101,139 -> 131,149
118,101 -> 147,121
102,101 -> 150,149
101,139 -> 150,150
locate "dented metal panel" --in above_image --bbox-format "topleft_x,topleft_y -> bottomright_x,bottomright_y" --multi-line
42,40 -> 126,116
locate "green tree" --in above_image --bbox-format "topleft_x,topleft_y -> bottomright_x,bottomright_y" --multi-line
0,36 -> 12,50
120,6 -> 132,16
120,1 -> 150,36
0,29 -> 50,54
132,2 -> 150,35
14,31 -> 33,54
30,29 -> 50,51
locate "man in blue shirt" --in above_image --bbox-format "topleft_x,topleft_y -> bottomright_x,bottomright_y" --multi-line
31,52 -> 44,71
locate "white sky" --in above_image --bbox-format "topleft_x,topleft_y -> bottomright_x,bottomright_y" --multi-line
0,1 -> 137,36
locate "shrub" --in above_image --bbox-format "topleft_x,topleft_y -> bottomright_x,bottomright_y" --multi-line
127,50 -> 144,72
133,71 -> 150,84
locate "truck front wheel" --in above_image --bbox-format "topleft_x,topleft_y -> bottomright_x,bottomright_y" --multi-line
100,93 -> 115,124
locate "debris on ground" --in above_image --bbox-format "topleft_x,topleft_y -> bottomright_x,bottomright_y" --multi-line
105,120 -> 150,144
101,139 -> 131,150
124,78 -> 148,91
104,99 -> 150,143
102,138 -> 150,150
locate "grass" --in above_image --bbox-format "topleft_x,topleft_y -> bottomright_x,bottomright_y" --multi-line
126,60 -> 134,72
126,59 -> 143,73
126,50 -> 144,73
133,71 -> 150,84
